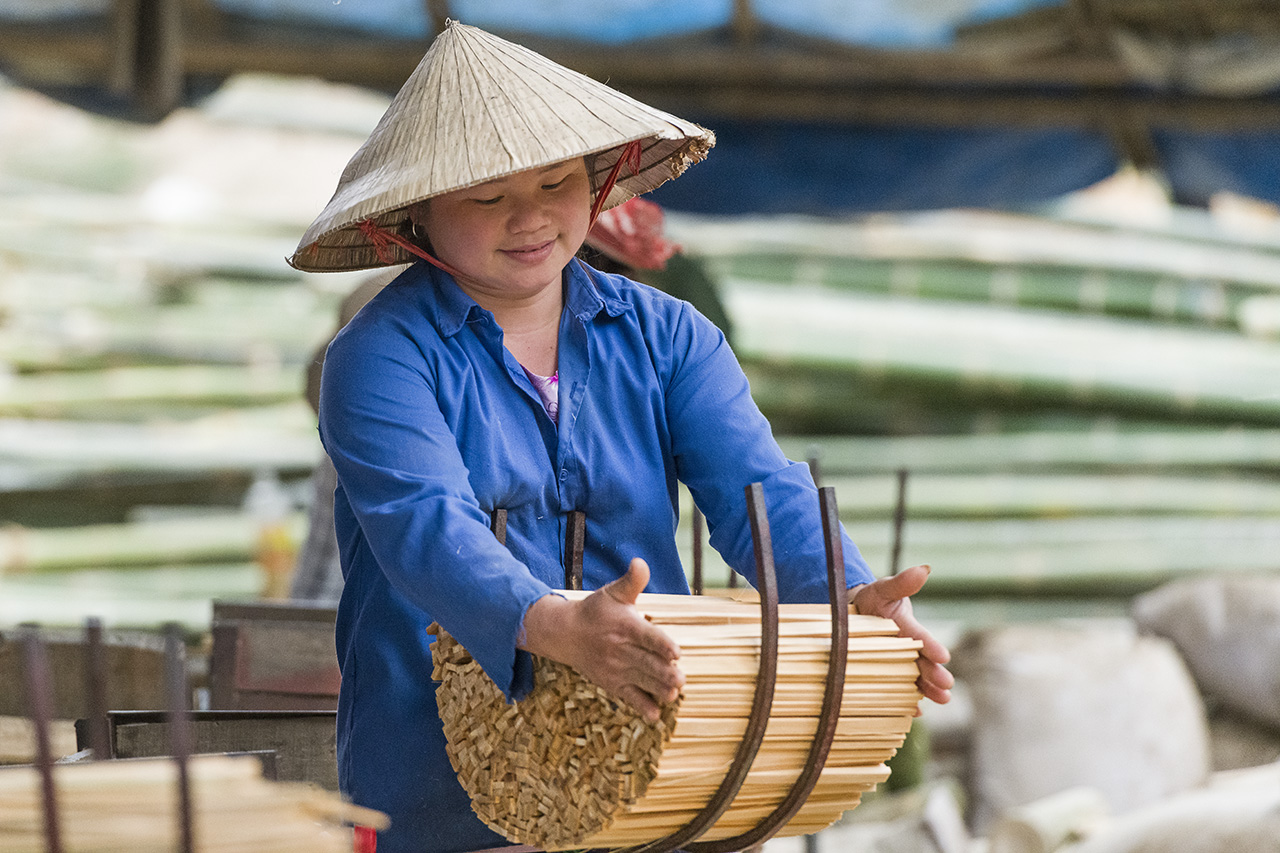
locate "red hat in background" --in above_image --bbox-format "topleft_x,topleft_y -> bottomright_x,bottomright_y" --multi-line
585,197 -> 680,271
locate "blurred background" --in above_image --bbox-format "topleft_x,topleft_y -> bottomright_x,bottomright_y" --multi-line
3,2 -> 1280,850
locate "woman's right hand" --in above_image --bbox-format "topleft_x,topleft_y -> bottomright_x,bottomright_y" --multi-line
519,558 -> 684,722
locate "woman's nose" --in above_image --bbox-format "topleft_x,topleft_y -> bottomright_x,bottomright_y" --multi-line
507,195 -> 550,233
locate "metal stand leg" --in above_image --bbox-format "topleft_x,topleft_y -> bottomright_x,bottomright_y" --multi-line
164,622 -> 195,853
22,629 -> 64,853
83,617 -> 112,760
691,506 -> 704,596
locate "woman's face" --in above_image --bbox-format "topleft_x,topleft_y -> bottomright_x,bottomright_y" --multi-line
412,158 -> 592,305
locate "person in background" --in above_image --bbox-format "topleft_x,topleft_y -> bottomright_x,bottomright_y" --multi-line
581,195 -> 735,344
290,266 -> 402,604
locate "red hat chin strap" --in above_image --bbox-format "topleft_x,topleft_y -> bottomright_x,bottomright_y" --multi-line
589,140 -> 644,229
357,218 -> 463,278
354,139 -> 642,279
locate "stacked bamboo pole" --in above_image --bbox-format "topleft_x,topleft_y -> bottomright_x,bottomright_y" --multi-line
0,753 -> 387,852
431,593 -> 921,850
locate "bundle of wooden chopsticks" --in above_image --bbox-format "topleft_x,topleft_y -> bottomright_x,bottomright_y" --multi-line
432,591 -> 921,850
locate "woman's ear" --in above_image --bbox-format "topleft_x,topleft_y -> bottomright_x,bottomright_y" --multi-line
406,201 -> 431,246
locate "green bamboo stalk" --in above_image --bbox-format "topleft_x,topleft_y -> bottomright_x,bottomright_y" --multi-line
728,283 -> 1280,425
0,365 -> 302,416
0,403 -> 319,472
0,514 -> 305,574
669,209 -> 1280,292
704,253 -> 1265,329
775,428 -> 1280,475
679,513 -> 1280,597
4,279 -> 339,370
687,472 -> 1280,520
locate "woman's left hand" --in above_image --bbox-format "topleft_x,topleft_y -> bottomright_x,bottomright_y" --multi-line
850,564 -> 952,708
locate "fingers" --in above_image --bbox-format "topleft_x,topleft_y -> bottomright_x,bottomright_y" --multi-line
625,652 -> 685,705
563,564 -> 684,717
615,649 -> 684,721
599,559 -> 681,661
632,614 -> 681,662
850,565 -> 953,706
856,564 -> 931,610
616,684 -> 662,724
891,608 -> 951,667
603,557 -> 650,606
605,617 -> 684,703
582,634 -> 683,721
898,617 -> 953,706
917,658 -> 954,705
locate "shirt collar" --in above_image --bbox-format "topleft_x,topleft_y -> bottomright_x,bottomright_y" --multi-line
567,258 -> 630,322
418,263 -> 488,338
419,259 -> 630,338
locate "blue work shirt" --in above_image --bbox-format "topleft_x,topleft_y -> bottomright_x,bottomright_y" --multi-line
319,259 -> 875,853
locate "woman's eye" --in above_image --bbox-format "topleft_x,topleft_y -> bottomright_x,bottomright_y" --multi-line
474,196 -> 503,205
542,177 -> 568,190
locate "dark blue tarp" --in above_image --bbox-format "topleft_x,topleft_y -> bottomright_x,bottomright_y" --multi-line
1155,129 -> 1280,208
647,119 -> 1280,216
649,119 -> 1119,215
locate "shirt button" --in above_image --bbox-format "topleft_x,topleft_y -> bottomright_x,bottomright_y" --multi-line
559,471 -> 567,481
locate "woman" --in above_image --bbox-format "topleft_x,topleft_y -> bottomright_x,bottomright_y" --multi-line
291,21 -> 951,853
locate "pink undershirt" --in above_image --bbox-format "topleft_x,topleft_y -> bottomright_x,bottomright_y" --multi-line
523,368 -> 559,423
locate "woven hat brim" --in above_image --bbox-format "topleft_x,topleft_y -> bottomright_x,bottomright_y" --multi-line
292,136 -> 710,273
288,22 -> 714,273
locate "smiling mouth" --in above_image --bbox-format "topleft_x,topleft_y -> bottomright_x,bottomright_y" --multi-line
504,239 -> 555,257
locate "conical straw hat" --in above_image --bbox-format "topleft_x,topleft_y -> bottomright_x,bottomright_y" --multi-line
290,20 -> 715,273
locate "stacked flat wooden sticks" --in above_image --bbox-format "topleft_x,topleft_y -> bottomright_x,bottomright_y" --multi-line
0,754 -> 387,852
433,597 -> 920,849
432,484 -> 923,851
7,621 -> 387,853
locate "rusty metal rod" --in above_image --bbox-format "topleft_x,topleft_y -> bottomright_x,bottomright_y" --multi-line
83,617 -> 112,760
691,506 -> 704,596
163,622 -> 194,853
807,447 -> 823,490
889,468 -> 909,576
22,629 -> 64,853
564,510 -> 585,591
490,508 -> 508,547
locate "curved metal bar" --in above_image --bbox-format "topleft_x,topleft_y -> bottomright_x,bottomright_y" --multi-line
22,629 -> 64,853
490,508 -> 508,547
163,622 -> 195,853
889,468 -> 909,576
608,482 -> 780,853
686,486 -> 849,853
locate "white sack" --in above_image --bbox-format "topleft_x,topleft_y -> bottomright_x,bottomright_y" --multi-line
958,620 -> 1209,832
1132,575 -> 1280,728
1058,762 -> 1280,853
